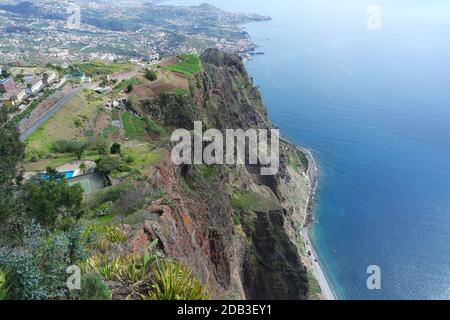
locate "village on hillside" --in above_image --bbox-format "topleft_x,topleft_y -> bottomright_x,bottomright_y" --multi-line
7,53 -> 200,196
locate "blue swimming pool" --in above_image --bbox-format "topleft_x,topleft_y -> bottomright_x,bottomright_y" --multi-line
37,170 -> 75,180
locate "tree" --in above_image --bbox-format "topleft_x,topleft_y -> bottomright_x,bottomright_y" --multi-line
0,109 -> 25,240
79,162 -> 87,175
96,156 -> 121,174
9,95 -> 17,105
110,143 -> 121,155
127,83 -> 134,93
21,174 -> 84,229
42,73 -> 49,80
74,144 -> 86,160
144,70 -> 157,81
96,143 -> 109,156
1,68 -> 10,79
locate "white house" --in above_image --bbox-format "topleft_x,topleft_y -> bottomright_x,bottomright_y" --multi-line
25,77 -> 43,94
43,71 -> 57,85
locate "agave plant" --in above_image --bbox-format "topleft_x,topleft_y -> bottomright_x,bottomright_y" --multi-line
142,260 -> 209,301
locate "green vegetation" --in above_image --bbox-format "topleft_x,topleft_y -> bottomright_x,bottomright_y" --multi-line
110,143 -> 121,155
121,144 -> 166,174
25,89 -> 106,159
172,88 -> 189,96
22,169 -> 84,229
0,101 -> 208,300
72,61 -> 133,78
81,273 -> 111,300
96,155 -> 123,174
51,139 -> 89,154
144,116 -> 166,136
144,70 -> 157,81
286,148 -> 309,171
231,190 -> 279,213
0,223 -> 88,300
115,76 -> 140,90
143,260 -> 209,300
83,223 -> 127,245
307,270 -> 321,299
122,111 -> 147,138
0,271 -> 6,301
164,54 -> 202,77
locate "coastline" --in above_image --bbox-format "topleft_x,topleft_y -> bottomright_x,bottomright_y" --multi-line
281,136 -> 338,300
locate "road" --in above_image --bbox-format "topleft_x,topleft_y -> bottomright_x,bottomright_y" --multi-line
18,80 -> 101,141
19,86 -> 82,141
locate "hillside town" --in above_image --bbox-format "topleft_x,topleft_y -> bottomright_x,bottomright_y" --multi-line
0,65 -> 59,109
0,1 -> 268,66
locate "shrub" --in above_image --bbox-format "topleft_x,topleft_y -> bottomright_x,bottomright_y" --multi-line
0,223 -> 89,300
110,143 -> 121,155
81,273 -> 111,300
83,224 -> 127,245
82,241 -> 162,283
144,70 -> 157,81
96,155 -> 122,174
144,116 -> 165,136
97,143 -> 109,156
51,139 -> 89,154
125,155 -> 134,164
90,201 -> 113,217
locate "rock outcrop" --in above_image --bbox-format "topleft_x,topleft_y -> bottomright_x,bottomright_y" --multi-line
131,49 -> 314,299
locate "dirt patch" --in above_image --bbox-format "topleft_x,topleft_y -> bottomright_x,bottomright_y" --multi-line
158,57 -> 177,67
93,108 -> 111,135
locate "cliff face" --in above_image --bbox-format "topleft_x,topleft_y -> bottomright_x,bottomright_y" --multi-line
135,49 -> 314,299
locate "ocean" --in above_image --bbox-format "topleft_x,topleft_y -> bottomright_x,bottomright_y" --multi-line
165,0 -> 450,299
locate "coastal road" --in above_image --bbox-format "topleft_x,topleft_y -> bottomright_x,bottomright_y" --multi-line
301,228 -> 337,300
19,86 -> 82,141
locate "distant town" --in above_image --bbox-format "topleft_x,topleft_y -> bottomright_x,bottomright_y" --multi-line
0,1 -> 270,66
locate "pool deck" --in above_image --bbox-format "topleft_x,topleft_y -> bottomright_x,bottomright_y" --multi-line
56,160 -> 96,177
23,160 -> 97,181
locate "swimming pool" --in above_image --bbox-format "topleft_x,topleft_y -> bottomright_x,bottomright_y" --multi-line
38,170 -> 75,180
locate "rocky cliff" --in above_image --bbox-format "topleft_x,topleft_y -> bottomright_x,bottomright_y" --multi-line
127,49 -> 317,300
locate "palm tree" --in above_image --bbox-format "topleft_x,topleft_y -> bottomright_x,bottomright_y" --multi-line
79,162 -> 87,175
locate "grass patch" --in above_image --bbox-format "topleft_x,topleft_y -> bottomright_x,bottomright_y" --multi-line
23,150 -> 100,171
73,61 -> 133,78
231,190 -> 279,213
122,144 -> 167,174
164,54 -> 202,77
113,76 -> 141,92
122,111 -> 147,138
286,148 -> 309,171
172,88 -> 188,96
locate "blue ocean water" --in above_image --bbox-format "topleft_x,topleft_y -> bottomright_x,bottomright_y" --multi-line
166,0 -> 450,299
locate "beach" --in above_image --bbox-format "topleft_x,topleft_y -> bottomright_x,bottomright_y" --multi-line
295,142 -> 337,300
